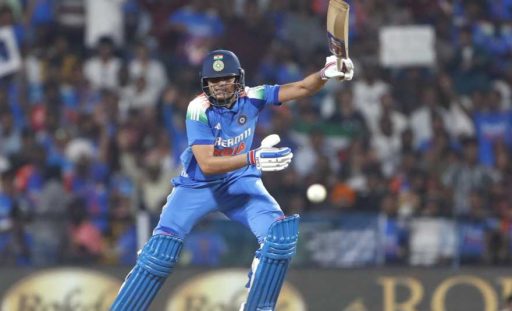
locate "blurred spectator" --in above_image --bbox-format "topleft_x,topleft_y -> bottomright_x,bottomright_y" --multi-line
380,193 -> 409,264
371,114 -> 402,177
221,0 -> 274,76
330,181 -> 356,210
457,190 -> 494,264
353,66 -> 389,124
277,0 -> 325,57
393,68 -> 429,115
436,72 -> 475,138
354,167 -> 388,213
66,197 -> 105,263
0,169 -> 31,265
167,0 -> 224,66
28,165 -> 70,266
472,89 -> 512,166
108,173 -> 136,265
442,137 -> 497,215
182,224 -> 227,267
0,4 -> 25,45
128,41 -> 168,95
409,87 -> 451,148
83,36 -> 122,90
409,217 -> 456,266
368,92 -> 407,137
137,148 -> 173,218
449,26 -> 491,95
327,87 -> 369,143
294,128 -> 334,178
64,138 -> 110,232
85,0 -> 126,48
0,109 -> 21,156
119,75 -> 159,114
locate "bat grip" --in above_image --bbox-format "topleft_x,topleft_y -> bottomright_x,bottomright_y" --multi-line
336,57 -> 342,72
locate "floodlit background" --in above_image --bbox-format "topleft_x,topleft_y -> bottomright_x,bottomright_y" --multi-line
0,0 -> 512,310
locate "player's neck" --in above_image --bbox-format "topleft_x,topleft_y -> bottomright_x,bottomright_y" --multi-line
221,96 -> 237,109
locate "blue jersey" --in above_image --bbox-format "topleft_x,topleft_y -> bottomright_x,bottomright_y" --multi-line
173,85 -> 281,186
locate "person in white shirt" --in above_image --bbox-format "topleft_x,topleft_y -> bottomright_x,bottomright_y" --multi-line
409,87 -> 451,148
353,66 -> 390,124
368,91 -> 408,137
128,42 -> 168,94
83,36 -> 122,91
85,0 -> 126,49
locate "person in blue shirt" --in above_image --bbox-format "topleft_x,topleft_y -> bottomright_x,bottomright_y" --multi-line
111,49 -> 354,311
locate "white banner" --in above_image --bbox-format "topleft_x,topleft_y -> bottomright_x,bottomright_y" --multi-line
0,26 -> 21,77
379,25 -> 436,67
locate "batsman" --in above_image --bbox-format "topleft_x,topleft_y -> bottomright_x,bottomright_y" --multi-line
111,49 -> 354,311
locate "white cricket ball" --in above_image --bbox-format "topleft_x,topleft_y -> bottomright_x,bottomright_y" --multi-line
306,184 -> 327,203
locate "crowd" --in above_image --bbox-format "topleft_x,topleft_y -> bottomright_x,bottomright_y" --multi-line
0,0 -> 511,267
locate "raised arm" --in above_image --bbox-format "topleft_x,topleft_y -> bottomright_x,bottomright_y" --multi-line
278,56 -> 354,103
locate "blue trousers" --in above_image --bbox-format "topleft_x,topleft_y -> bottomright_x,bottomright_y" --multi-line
154,176 -> 283,243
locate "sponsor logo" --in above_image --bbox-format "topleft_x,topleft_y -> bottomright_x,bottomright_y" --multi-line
166,269 -> 306,311
1,268 -> 121,310
238,114 -> 247,125
213,60 -> 224,72
214,128 -> 251,148
213,128 -> 251,156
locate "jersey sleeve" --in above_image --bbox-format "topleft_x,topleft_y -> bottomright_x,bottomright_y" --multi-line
185,98 -> 215,146
246,85 -> 282,111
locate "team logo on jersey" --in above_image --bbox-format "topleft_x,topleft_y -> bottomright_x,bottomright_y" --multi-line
238,114 -> 247,125
213,60 -> 224,72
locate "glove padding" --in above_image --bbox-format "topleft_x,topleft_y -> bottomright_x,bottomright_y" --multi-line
320,55 -> 354,81
247,134 -> 293,171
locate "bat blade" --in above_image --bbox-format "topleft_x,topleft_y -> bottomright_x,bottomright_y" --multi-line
327,0 -> 350,70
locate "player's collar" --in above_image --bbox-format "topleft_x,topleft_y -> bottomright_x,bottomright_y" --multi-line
214,98 -> 241,113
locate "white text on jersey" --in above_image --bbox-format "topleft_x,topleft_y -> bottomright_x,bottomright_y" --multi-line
214,128 -> 252,147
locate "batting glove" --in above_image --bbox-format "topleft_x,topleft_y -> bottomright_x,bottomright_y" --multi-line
320,55 -> 354,81
247,134 -> 293,171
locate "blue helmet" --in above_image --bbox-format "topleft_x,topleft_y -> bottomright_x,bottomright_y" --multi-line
200,50 -> 245,106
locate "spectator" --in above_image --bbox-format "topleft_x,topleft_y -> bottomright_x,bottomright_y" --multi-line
85,0 -> 126,48
371,113 -> 402,177
353,65 -> 389,124
409,87 -> 451,148
83,36 -> 122,91
327,87 -> 369,143
442,137 -> 497,215
128,41 -> 168,94
167,0 -> 224,66
473,89 -> 512,167
28,165 -> 70,266
66,197 -> 105,263
449,26 -> 491,95
137,149 -> 173,219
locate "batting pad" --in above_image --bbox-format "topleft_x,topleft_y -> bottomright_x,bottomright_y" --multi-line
243,215 -> 300,311
111,234 -> 183,311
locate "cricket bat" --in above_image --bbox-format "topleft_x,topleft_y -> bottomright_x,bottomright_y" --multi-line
326,0 -> 350,71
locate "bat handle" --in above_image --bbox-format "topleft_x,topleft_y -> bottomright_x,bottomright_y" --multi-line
336,57 -> 342,72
